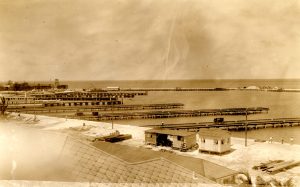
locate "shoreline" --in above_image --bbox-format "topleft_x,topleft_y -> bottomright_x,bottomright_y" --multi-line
1,113 -> 300,184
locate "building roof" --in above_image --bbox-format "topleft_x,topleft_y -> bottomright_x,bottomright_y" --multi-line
61,136 -> 214,184
93,141 -> 205,174
199,128 -> 231,138
145,128 -> 196,137
92,140 -> 238,182
203,160 -> 238,180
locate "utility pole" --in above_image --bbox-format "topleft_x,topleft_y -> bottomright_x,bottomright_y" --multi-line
111,104 -> 114,129
245,108 -> 248,147
111,97 -> 115,130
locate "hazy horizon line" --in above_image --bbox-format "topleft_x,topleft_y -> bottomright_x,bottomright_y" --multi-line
1,78 -> 300,83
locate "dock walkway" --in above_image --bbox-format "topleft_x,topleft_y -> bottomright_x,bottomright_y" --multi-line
110,87 -> 300,92
8,103 -> 184,113
144,118 -> 300,131
71,107 -> 268,121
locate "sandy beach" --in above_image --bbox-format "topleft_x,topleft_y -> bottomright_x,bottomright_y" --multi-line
1,113 -> 300,185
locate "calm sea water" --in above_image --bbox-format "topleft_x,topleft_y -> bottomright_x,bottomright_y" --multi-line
62,79 -> 300,89
3,80 -> 296,143
60,79 -> 300,144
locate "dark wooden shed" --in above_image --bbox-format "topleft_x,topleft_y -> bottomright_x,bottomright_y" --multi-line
145,129 -> 197,151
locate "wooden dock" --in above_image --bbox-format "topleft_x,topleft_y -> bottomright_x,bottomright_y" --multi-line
106,87 -> 300,92
144,118 -> 300,131
112,88 -> 231,91
8,103 -> 184,113
68,107 -> 268,121
31,90 -> 148,100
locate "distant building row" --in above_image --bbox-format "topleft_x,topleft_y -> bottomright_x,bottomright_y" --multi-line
0,79 -> 68,91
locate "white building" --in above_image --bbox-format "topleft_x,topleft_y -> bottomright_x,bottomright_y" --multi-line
198,128 -> 231,154
0,92 -> 36,105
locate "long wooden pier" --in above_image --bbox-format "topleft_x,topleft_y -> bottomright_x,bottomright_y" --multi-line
103,87 -> 300,92
30,90 -> 148,100
69,107 -> 268,121
144,118 -> 300,131
111,88 -> 231,91
8,103 -> 184,113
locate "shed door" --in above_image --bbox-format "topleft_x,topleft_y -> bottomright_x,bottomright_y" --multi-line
156,134 -> 172,147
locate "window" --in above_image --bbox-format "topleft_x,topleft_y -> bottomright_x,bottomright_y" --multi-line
177,136 -> 183,141
214,139 -> 218,145
201,138 -> 205,143
221,139 -> 224,144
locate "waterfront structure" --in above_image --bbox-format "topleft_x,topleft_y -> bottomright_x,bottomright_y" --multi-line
198,129 -> 231,154
0,80 -> 68,91
30,91 -> 122,105
30,90 -> 146,101
41,100 -> 121,107
74,107 -> 269,121
0,92 -> 38,105
106,86 -> 120,91
6,103 -> 184,114
1,90 -> 122,107
145,129 -> 197,151
147,117 -> 300,131
5,96 -> 36,105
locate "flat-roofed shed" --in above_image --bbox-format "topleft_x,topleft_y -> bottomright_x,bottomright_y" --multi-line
198,128 -> 231,154
145,129 -> 197,151
199,128 -> 231,138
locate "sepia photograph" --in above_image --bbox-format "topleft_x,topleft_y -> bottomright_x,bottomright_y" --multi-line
0,0 -> 300,186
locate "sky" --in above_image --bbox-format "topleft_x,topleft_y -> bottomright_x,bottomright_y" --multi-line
0,0 -> 299,81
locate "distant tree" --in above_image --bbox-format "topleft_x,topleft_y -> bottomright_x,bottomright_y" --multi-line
0,96 -> 8,115
7,80 -> 13,86
11,82 -> 31,91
